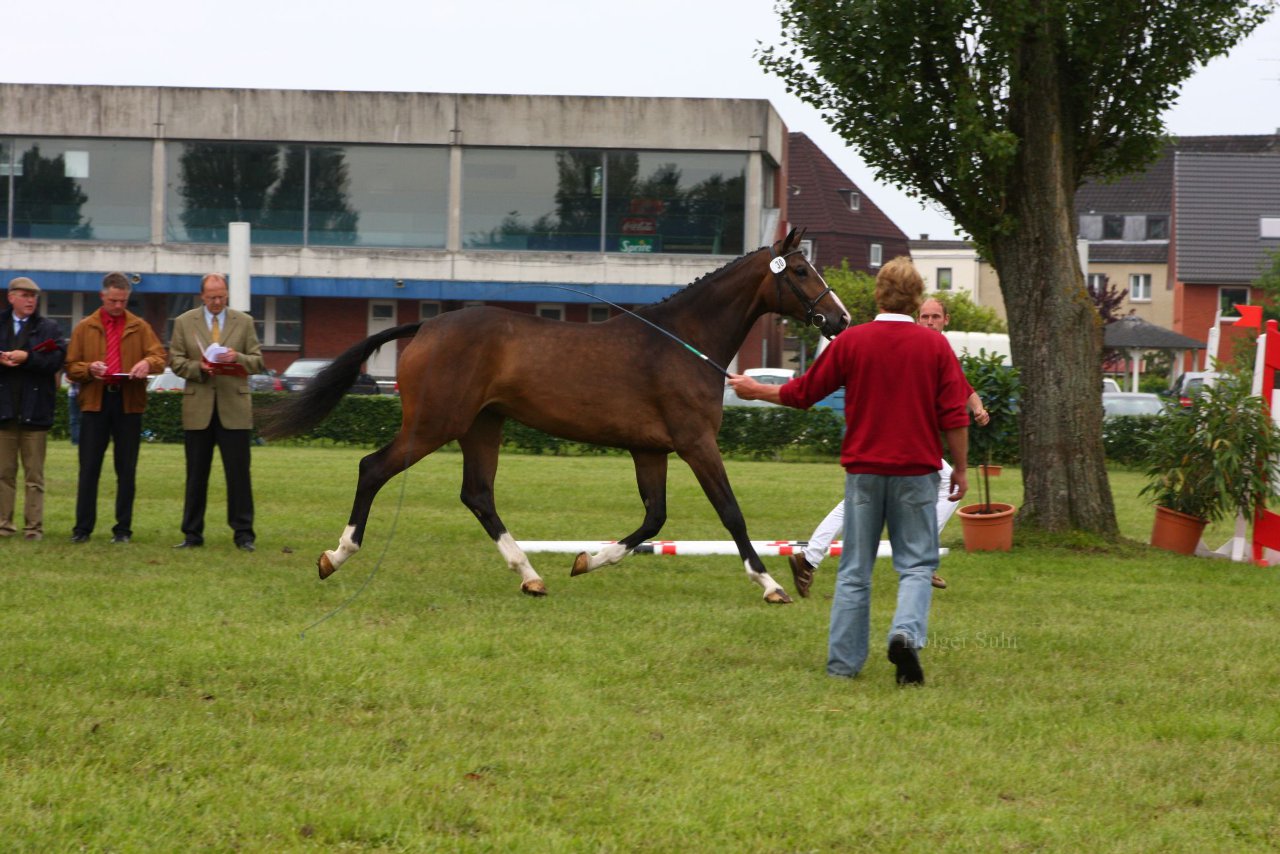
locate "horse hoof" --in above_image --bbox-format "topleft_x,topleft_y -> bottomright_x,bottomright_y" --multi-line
318,553 -> 337,580
570,552 -> 591,576
764,589 -> 793,605
521,579 -> 548,597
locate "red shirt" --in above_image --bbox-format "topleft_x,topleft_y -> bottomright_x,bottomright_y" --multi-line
779,316 -> 970,475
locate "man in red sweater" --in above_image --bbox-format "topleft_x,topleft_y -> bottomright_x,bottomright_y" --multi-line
728,257 -> 970,685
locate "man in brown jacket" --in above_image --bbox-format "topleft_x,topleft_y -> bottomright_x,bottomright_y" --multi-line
65,272 -> 167,543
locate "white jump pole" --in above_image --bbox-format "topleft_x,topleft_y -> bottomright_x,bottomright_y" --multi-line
228,222 -> 251,312
518,540 -> 947,558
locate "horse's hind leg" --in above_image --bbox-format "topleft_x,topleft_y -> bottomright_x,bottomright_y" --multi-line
572,450 -> 668,576
319,434 -> 438,579
677,439 -> 792,604
458,412 -> 546,597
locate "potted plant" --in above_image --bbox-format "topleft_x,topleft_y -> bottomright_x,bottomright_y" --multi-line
1140,369 -> 1280,555
956,350 -> 1021,551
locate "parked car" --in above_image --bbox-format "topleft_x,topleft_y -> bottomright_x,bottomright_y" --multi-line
348,372 -> 381,394
1102,377 -> 1121,394
723,368 -> 790,408
1102,391 -> 1165,418
146,367 -> 186,393
1165,371 -> 1221,408
248,369 -> 283,392
721,367 -> 845,411
281,358 -> 380,394
281,358 -> 332,393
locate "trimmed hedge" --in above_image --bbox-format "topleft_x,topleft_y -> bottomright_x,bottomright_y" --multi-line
717,406 -> 844,460
49,390 -> 1158,468
51,391 -> 845,460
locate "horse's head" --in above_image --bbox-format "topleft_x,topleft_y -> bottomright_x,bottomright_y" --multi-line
765,228 -> 850,339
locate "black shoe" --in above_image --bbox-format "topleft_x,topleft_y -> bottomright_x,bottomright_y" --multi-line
888,634 -> 925,686
111,534 -> 131,544
236,540 -> 255,552
172,540 -> 203,549
69,533 -> 90,544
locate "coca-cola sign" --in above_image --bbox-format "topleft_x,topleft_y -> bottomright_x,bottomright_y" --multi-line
621,218 -> 656,234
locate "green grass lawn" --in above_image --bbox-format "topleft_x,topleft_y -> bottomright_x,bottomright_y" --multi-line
3,443 -> 1278,851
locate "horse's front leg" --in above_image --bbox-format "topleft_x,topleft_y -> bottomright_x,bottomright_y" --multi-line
677,441 -> 792,604
459,413 -> 546,596
572,450 -> 668,576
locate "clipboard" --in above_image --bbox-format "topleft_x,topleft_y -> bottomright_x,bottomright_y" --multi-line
32,338 -> 62,353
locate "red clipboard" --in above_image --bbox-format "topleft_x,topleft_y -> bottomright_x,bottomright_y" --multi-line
32,338 -> 61,353
202,359 -> 247,377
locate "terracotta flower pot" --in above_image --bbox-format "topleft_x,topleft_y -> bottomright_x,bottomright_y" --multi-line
957,502 -> 1016,551
1149,505 -> 1208,556
977,464 -> 1002,477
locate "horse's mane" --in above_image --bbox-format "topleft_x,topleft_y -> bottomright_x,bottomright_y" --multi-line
639,245 -> 766,313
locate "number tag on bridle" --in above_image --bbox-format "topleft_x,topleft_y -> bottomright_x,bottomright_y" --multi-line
769,257 -> 787,274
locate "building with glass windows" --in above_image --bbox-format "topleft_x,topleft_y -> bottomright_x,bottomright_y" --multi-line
1,84 -> 792,377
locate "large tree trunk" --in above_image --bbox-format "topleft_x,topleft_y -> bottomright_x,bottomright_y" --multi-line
990,9 -> 1119,537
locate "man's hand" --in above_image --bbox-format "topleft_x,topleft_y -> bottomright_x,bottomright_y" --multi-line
727,374 -> 783,405
127,360 -> 151,380
948,467 -> 968,503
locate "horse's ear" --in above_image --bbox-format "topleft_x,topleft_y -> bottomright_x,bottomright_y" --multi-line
781,226 -> 799,251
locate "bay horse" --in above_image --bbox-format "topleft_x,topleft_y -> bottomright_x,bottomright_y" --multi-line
260,229 -> 849,602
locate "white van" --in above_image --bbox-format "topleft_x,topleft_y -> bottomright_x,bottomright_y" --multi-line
943,331 -> 1012,365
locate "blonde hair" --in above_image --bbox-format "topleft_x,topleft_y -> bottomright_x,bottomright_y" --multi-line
874,256 -> 924,315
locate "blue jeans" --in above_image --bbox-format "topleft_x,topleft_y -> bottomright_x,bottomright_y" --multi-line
828,472 -> 940,677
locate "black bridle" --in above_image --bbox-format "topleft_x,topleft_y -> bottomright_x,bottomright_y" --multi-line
769,247 -> 838,338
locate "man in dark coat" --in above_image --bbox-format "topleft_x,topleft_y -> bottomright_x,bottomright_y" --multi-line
0,277 -> 66,540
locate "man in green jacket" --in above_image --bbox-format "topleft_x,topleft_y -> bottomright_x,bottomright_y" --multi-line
168,273 -> 265,551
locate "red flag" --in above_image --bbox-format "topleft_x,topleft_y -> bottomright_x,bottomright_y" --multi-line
1234,304 -> 1262,329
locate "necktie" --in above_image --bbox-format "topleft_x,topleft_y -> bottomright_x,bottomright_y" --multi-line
105,319 -> 122,375
211,315 -> 220,343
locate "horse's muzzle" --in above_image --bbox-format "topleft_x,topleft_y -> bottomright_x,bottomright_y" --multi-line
818,312 -> 850,340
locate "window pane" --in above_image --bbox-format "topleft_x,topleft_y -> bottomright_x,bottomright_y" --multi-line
463,149 -> 603,251
168,141 -> 299,244
1219,288 -> 1248,316
937,268 -> 953,291
43,291 -> 75,336
309,145 -> 448,248
250,294 -> 302,346
1146,216 -> 1169,240
1102,215 -> 1124,239
605,151 -> 745,255
274,297 -> 301,345
11,138 -> 151,241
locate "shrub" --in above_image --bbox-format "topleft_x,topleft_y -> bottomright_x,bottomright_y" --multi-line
1102,415 -> 1164,467
717,406 -> 843,460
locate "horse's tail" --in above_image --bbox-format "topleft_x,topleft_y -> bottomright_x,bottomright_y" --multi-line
259,322 -> 424,440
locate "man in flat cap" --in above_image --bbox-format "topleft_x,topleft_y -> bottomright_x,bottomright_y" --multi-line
0,277 -> 65,540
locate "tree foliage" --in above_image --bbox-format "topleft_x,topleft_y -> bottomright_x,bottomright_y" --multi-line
931,290 -> 1007,333
1088,275 -> 1130,325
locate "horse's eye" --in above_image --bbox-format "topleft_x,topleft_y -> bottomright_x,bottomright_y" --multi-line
794,266 -> 807,277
